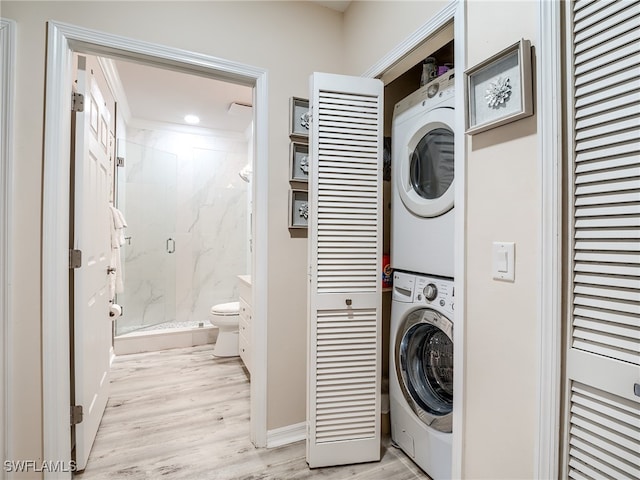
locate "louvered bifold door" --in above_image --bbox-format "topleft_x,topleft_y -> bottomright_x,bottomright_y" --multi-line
564,1 -> 640,478
306,73 -> 383,468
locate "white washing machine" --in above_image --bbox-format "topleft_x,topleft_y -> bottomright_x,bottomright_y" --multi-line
390,270 -> 453,480
391,71 -> 455,278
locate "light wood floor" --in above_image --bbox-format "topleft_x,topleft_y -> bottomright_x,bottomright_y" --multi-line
76,344 -> 429,480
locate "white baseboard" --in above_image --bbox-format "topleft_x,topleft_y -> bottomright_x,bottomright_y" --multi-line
266,421 -> 306,448
114,326 -> 217,355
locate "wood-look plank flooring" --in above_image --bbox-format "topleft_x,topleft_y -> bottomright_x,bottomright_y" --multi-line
76,345 -> 429,480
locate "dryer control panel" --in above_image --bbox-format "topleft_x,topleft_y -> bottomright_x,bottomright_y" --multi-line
393,69 -> 455,118
414,276 -> 454,317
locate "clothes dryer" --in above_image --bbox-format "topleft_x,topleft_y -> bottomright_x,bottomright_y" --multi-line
390,271 -> 453,479
391,71 -> 455,277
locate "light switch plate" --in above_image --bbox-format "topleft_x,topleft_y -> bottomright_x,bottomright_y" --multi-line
492,241 -> 515,282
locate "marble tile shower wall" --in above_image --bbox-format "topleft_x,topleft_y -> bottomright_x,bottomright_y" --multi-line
120,128 -> 248,334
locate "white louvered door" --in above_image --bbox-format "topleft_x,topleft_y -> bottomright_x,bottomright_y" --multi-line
564,1 -> 640,478
306,73 -> 383,468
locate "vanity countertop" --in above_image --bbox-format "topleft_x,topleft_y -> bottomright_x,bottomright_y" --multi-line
237,275 -> 252,287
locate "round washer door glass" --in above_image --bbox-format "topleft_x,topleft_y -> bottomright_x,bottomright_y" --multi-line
395,106 -> 456,218
410,127 -> 454,200
397,309 -> 453,432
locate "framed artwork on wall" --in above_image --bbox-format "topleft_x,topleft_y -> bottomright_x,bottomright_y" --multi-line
290,97 -> 310,139
465,39 -> 533,135
289,189 -> 309,228
290,141 -> 309,182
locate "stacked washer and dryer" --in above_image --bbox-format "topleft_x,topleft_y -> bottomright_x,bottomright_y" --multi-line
389,70 -> 456,480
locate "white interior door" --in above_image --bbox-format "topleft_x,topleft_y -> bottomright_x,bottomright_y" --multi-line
72,55 -> 113,471
563,1 -> 640,477
306,72 -> 383,468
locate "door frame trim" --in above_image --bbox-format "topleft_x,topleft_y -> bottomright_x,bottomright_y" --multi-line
42,21 -> 269,472
361,1 -> 458,79
364,1 -> 562,476
534,1 -> 562,478
0,17 -> 16,468
361,0 -> 464,476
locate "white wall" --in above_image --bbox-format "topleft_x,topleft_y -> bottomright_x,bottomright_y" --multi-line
464,2 -> 538,477
2,0 -> 343,465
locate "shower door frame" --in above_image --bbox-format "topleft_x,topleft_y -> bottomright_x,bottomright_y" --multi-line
41,21 -> 269,470
115,141 -> 180,336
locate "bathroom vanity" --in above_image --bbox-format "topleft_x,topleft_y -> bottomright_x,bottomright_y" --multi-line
237,275 -> 252,373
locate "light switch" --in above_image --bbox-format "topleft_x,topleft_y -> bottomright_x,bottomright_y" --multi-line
492,242 -> 515,282
497,250 -> 508,272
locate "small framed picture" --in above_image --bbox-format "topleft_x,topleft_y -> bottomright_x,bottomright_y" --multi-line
290,141 -> 309,182
290,97 -> 310,138
465,39 -> 533,135
289,190 -> 309,229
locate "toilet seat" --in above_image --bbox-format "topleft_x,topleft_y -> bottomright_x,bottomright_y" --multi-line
210,301 -> 239,316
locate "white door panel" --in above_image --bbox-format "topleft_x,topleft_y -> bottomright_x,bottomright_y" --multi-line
307,73 -> 383,468
563,1 -> 640,477
72,55 -> 113,471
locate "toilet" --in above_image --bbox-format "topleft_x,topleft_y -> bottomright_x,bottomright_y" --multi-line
209,301 -> 240,357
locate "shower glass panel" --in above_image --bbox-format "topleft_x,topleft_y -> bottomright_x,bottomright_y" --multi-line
115,141 -> 177,335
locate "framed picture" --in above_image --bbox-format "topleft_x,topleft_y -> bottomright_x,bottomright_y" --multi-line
290,141 -> 309,182
289,189 -> 309,228
464,39 -> 533,135
290,97 -> 310,138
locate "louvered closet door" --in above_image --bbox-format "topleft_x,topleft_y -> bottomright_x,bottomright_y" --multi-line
564,1 -> 640,478
306,73 -> 383,468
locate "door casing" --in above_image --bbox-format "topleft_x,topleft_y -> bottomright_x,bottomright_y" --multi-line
0,17 -> 16,469
363,1 -> 562,478
362,1 -> 465,476
42,21 -> 269,474
534,1 -> 563,479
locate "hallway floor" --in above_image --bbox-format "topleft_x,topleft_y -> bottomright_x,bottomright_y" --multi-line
75,344 -> 429,480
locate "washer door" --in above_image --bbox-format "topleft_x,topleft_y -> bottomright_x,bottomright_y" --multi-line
396,107 -> 455,218
395,308 -> 453,432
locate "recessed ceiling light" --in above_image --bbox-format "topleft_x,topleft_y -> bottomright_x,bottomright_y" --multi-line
184,114 -> 200,125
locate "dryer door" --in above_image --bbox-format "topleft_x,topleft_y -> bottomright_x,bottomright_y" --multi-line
396,308 -> 453,432
396,107 -> 455,218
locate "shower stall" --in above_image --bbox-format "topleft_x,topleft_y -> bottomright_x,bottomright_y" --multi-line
115,131 -> 249,337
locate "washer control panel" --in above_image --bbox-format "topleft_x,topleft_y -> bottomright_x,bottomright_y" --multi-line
414,276 -> 454,316
392,271 -> 415,303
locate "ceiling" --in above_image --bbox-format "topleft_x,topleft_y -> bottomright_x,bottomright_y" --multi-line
113,58 -> 254,133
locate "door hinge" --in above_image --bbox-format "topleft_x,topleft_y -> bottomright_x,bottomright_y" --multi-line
70,405 -> 83,426
116,156 -> 125,167
72,92 -> 85,112
69,249 -> 82,269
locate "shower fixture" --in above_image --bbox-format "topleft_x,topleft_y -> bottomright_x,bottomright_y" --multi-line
239,163 -> 252,183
